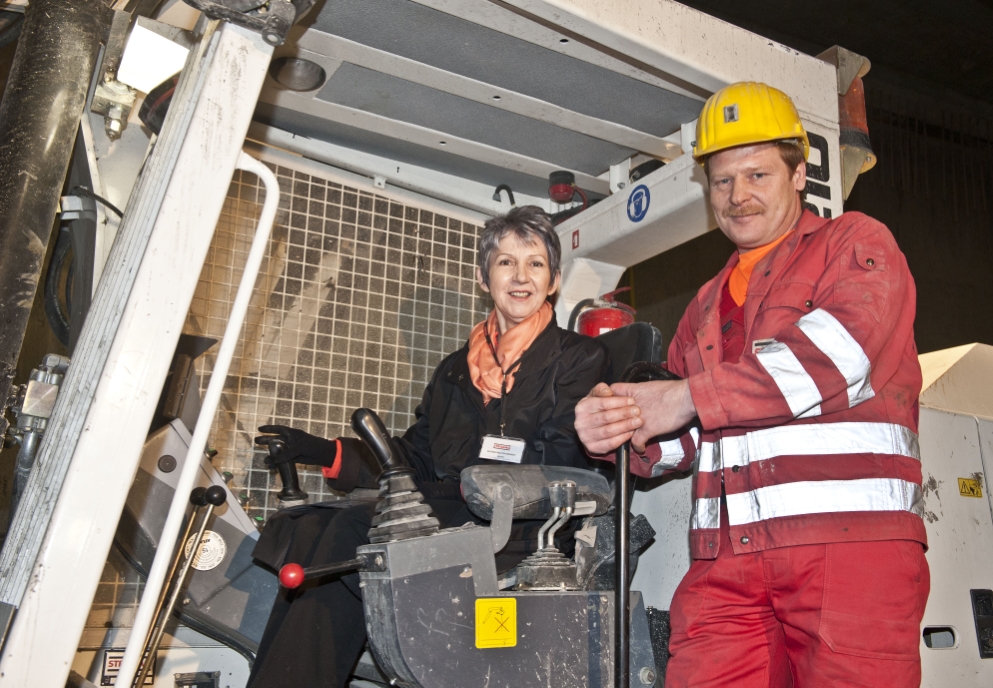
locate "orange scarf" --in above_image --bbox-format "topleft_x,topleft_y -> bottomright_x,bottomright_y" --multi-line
466,301 -> 553,405
728,230 -> 793,306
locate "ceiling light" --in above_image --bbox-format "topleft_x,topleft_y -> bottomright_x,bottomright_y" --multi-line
269,57 -> 327,92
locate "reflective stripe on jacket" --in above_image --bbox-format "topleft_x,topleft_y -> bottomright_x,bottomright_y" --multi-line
633,210 -> 926,559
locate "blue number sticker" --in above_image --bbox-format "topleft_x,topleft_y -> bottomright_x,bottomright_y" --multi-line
627,184 -> 650,222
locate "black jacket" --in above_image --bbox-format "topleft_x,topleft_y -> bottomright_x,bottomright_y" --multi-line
329,319 -> 609,495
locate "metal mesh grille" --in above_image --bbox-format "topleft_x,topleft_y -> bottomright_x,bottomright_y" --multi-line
184,162 -> 488,524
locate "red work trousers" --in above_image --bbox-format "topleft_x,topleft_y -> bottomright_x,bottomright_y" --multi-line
664,508 -> 930,688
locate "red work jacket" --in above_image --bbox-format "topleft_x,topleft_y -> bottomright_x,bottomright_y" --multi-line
634,210 -> 926,559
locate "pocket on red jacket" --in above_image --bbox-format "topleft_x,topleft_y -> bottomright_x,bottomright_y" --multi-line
817,540 -> 929,660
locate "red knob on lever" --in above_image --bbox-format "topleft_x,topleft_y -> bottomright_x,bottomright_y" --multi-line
279,562 -> 305,589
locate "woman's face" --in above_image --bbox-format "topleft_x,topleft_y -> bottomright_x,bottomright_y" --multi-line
477,232 -> 559,334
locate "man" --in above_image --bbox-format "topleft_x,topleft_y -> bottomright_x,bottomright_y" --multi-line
576,82 -> 929,686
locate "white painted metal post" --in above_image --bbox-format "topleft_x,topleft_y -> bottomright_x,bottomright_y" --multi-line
0,22 -> 272,687
116,152 -> 280,687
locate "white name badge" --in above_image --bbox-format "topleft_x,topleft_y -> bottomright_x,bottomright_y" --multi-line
479,435 -> 526,463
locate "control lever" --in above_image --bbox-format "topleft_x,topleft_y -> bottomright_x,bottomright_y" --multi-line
351,408 -> 440,544
515,480 -> 579,591
261,437 -> 308,508
614,361 -> 682,688
277,552 -> 383,590
134,485 -> 227,687
275,408 -> 443,589
545,480 -> 576,550
350,407 -> 408,478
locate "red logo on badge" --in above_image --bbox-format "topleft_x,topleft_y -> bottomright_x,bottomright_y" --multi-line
572,230 -> 579,249
494,443 -> 511,450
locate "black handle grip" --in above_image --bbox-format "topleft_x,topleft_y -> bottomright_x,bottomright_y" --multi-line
612,361 -> 679,688
190,486 -> 207,507
204,485 -> 227,507
351,408 -> 408,478
267,438 -> 308,503
619,361 -> 682,384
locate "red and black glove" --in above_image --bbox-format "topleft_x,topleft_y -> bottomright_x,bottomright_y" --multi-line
255,425 -> 338,468
255,425 -> 379,491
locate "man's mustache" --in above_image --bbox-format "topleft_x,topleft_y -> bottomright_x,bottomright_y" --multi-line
723,204 -> 763,218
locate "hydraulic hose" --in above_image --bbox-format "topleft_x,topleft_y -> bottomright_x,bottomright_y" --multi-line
43,228 -> 73,347
0,0 -> 109,435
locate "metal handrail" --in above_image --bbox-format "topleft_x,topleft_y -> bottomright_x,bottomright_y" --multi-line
116,151 -> 280,686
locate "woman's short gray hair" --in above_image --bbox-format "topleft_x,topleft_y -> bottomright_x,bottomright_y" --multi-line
477,206 -> 561,286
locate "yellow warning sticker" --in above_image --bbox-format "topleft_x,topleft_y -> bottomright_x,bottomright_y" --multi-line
959,477 -> 983,498
475,597 -> 517,648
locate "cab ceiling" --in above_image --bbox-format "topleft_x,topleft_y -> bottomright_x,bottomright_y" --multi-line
255,0 -> 704,199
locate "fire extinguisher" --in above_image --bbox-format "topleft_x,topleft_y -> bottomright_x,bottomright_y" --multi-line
569,287 -> 636,337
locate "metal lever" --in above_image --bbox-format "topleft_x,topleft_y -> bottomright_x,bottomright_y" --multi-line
133,485 -> 226,687
265,438 -> 308,507
545,480 -> 576,550
614,361 -> 682,688
277,555 -> 373,590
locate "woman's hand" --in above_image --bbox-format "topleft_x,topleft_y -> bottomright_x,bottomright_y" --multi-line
255,425 -> 339,468
574,383 -> 643,455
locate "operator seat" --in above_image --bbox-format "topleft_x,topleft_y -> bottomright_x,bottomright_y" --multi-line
598,321 -> 664,382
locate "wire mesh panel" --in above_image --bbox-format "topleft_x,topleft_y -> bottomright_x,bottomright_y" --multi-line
185,163 -> 488,523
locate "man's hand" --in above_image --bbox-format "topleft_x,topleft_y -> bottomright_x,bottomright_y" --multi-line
575,383 -> 643,455
609,379 -> 696,452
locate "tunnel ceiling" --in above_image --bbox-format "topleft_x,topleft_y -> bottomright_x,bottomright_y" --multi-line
680,0 -> 993,106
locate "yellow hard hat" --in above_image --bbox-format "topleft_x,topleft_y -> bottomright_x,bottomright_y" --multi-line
693,82 -> 809,162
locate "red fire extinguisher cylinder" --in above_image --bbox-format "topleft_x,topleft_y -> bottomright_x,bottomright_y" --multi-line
573,287 -> 636,337
577,307 -> 634,337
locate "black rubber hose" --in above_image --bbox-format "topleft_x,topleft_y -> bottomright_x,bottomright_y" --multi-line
567,298 -> 595,333
70,185 -> 124,218
43,227 -> 72,347
492,184 -> 516,206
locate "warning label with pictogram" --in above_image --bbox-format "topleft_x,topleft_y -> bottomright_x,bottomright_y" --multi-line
959,477 -> 983,498
475,597 -> 517,648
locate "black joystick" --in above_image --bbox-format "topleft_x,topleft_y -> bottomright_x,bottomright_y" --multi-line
351,408 -> 439,543
264,438 -> 308,508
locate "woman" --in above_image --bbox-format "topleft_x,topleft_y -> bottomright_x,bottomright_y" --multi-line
247,206 -> 608,688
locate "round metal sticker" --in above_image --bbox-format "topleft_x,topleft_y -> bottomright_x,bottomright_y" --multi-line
627,184 -> 651,222
184,530 -> 227,571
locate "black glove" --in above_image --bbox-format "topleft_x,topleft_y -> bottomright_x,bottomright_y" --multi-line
255,425 -> 338,468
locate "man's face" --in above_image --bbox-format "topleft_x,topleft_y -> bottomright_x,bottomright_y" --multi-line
707,142 -> 806,252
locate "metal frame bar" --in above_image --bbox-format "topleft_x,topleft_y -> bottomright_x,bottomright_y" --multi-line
483,0 -> 839,122
247,123 -> 549,218
408,0 -> 705,99
285,29 -> 683,159
257,86 -> 611,195
0,22 -> 273,685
